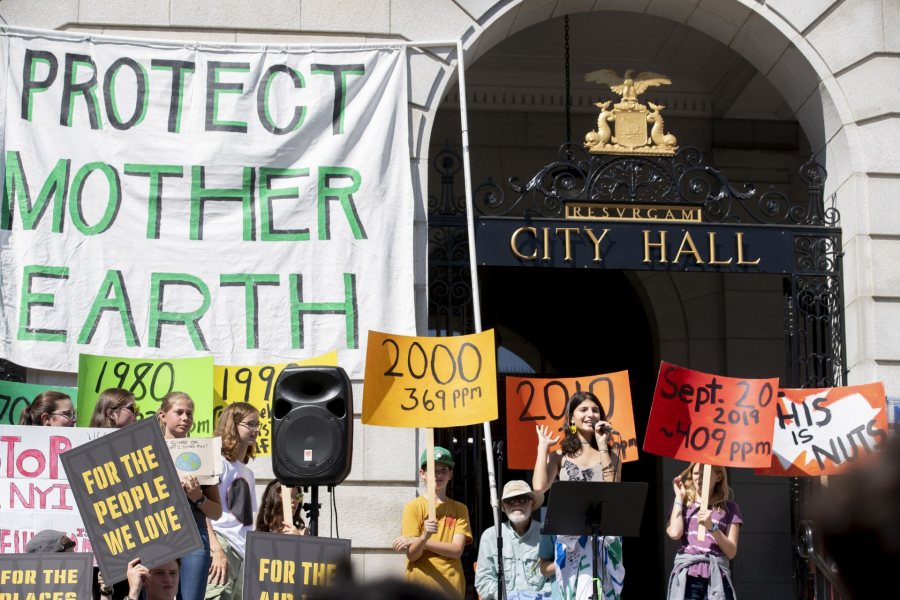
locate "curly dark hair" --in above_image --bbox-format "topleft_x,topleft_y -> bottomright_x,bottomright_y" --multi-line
559,391 -> 606,456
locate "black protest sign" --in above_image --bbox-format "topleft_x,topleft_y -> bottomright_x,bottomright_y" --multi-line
0,553 -> 92,598
59,417 -> 201,584
243,532 -> 350,599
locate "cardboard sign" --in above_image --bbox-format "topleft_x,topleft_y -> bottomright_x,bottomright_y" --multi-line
213,351 -> 338,455
0,424 -> 114,554
505,371 -> 639,469
76,353 -> 214,435
0,553 -> 93,598
643,362 -> 779,468
362,330 -> 498,427
243,531 -> 350,599
757,383 -> 888,476
166,437 -> 223,486
0,380 -> 78,425
59,418 -> 201,584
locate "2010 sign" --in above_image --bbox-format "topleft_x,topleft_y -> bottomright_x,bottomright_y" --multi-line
362,330 -> 497,428
505,371 -> 638,470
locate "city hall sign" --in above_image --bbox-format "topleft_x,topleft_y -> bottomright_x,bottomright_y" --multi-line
472,69 -> 836,276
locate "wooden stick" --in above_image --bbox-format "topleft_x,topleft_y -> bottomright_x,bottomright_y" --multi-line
696,464 -> 713,541
426,428 -> 436,521
280,484 -> 293,528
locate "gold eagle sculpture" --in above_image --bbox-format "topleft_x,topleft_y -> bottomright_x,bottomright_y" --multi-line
585,69 -> 671,103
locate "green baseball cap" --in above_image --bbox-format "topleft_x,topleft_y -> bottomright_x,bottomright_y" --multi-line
420,446 -> 455,468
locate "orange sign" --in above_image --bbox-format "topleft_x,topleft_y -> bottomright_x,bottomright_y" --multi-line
643,362 -> 779,468
362,329 -> 497,427
757,383 -> 888,476
505,371 -> 637,470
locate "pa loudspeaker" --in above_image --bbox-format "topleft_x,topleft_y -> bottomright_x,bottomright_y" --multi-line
272,366 -> 353,486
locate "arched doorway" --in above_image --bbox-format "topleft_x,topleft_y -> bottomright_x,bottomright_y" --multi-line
427,8 -> 845,598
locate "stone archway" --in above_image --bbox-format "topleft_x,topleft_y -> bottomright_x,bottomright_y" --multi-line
421,4 -> 851,597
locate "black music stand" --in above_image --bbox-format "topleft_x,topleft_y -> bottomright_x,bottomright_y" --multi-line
541,481 -> 648,600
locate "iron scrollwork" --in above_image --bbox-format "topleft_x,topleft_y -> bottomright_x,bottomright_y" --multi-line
490,145 -> 841,227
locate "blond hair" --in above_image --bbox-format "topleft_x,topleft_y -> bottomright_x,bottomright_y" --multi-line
678,462 -> 733,510
157,391 -> 193,435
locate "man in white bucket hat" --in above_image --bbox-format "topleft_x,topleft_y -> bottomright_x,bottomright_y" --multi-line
475,480 -> 551,599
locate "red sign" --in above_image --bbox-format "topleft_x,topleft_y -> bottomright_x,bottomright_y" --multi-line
643,362 -> 779,468
757,383 -> 888,476
505,371 -> 637,470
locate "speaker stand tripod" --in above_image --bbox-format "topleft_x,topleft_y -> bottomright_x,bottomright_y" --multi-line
302,486 -> 322,536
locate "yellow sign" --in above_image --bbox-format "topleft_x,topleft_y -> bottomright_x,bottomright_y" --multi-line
213,351 -> 338,455
362,330 -> 497,427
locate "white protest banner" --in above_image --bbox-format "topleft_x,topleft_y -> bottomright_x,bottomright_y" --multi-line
0,424 -> 112,554
0,27 -> 415,377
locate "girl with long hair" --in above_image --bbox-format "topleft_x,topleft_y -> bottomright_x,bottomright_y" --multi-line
157,392 -> 222,600
255,479 -> 307,535
666,462 -> 742,599
206,401 -> 260,600
19,390 -> 76,427
533,391 -> 623,599
89,388 -> 137,428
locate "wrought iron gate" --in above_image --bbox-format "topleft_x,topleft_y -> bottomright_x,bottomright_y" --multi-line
427,142 -> 846,599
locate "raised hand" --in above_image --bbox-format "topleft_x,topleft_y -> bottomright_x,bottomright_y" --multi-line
535,424 -> 560,448
672,475 -> 686,501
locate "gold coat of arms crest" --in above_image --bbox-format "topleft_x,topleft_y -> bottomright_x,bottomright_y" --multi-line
584,69 -> 678,156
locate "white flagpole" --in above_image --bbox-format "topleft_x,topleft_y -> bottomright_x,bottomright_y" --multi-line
455,39 -> 501,534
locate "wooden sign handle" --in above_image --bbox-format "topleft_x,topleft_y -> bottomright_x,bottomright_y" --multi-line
696,463 -> 713,541
426,428 -> 436,521
281,484 -> 293,528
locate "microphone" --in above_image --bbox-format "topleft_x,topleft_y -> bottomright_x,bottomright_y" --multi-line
596,424 -> 619,435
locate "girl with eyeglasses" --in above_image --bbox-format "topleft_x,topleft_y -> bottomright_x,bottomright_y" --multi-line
89,388 -> 138,428
19,390 -> 76,427
206,401 -> 260,600
158,392 -> 223,600
255,479 -> 308,535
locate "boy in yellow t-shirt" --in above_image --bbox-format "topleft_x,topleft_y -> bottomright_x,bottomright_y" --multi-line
392,446 -> 473,599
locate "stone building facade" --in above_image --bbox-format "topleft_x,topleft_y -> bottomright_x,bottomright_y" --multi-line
3,1 -> 898,597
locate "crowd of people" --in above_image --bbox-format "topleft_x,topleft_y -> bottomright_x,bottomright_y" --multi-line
17,388 -> 306,600
14,387 -> 891,600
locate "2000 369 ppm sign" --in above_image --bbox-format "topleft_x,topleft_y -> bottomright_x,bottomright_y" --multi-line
362,330 -> 497,427
643,362 -> 779,468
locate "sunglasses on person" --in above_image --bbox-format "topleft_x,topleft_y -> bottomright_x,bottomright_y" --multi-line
50,410 -> 77,421
502,494 -> 533,506
119,404 -> 138,415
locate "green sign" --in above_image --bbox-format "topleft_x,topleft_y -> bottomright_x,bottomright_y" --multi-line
76,353 -> 214,435
0,380 -> 78,425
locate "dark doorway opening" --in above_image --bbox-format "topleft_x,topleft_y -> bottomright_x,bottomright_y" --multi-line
477,265 -> 663,598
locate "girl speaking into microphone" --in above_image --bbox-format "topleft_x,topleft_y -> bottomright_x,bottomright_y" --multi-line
533,391 -> 624,599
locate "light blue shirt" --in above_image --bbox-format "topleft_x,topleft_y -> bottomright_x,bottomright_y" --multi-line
475,519 -> 551,600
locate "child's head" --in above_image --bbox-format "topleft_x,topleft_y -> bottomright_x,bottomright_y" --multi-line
20,391 -> 74,427
256,479 -> 305,533
216,401 -> 259,463
146,559 -> 180,600
89,388 -> 137,428
157,392 -> 194,438
560,391 -> 606,454
679,462 -> 732,509
419,446 -> 455,489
